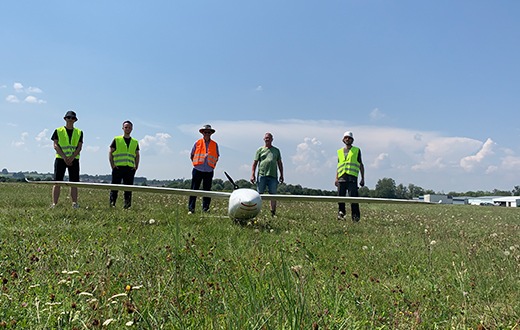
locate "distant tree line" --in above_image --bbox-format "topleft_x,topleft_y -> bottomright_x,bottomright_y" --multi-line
4,168 -> 520,198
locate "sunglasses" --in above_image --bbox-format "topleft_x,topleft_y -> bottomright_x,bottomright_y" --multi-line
203,131 -> 212,134
65,116 -> 76,120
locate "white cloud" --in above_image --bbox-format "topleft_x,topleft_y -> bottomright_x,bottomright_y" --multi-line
371,153 -> 391,169
369,108 -> 386,121
459,138 -> 495,172
12,132 -> 29,147
291,137 -> 331,175
24,95 -> 46,104
140,133 -> 172,154
27,86 -> 43,93
13,82 -> 24,92
6,95 -> 19,103
35,129 -> 52,148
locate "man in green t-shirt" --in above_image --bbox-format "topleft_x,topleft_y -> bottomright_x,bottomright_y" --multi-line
250,132 -> 284,216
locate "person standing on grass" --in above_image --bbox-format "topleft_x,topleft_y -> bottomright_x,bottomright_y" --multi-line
188,124 -> 220,214
51,110 -> 83,209
250,132 -> 284,216
109,120 -> 140,209
335,131 -> 365,222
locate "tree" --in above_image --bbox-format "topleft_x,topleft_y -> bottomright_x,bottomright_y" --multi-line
513,186 -> 520,196
374,178 -> 397,198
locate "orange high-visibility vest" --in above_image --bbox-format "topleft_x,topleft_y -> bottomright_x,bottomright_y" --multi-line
192,139 -> 218,168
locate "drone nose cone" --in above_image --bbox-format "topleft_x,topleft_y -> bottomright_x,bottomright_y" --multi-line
228,189 -> 262,220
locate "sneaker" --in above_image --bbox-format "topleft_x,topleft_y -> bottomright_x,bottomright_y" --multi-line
50,203 -> 56,209
271,210 -> 276,217
352,216 -> 360,222
188,210 -> 194,215
72,203 -> 80,209
337,211 -> 345,220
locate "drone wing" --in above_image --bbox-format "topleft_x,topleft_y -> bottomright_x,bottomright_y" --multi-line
259,194 -> 429,204
25,180 -> 231,199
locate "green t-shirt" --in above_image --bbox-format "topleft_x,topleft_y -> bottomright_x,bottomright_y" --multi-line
254,146 -> 282,178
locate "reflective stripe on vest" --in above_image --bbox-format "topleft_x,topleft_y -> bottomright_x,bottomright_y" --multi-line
56,127 -> 81,159
337,146 -> 360,178
112,136 -> 138,167
192,139 -> 218,168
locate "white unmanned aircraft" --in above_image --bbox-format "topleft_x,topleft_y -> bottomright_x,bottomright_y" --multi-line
28,172 -> 427,220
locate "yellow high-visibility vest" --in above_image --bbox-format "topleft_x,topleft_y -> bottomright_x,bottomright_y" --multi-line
112,136 -> 138,167
56,127 -> 82,159
337,146 -> 360,177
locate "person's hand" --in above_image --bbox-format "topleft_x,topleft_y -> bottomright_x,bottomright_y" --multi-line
334,179 -> 339,187
250,175 -> 256,184
359,178 -> 365,187
279,175 -> 284,184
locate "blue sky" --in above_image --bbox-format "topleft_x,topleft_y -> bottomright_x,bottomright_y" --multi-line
2,1 -> 520,192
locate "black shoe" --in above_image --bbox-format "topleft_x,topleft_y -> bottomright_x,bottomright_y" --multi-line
202,208 -> 210,213
271,210 -> 276,217
110,201 -> 116,207
337,211 -> 345,220
352,216 -> 360,222
123,201 -> 131,209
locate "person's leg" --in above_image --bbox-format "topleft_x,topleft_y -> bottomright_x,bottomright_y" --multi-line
188,168 -> 203,212
69,159 -> 81,207
123,167 -> 135,209
257,176 -> 267,194
52,158 -> 66,205
110,167 -> 122,206
337,181 -> 347,218
201,171 -> 214,211
267,177 -> 278,215
347,181 -> 360,221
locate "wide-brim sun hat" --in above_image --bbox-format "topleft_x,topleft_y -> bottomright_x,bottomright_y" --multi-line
64,110 -> 78,121
199,124 -> 215,134
343,131 -> 354,141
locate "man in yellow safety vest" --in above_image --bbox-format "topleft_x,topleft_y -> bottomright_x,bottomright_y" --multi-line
109,120 -> 140,209
51,110 -> 83,209
335,131 -> 365,222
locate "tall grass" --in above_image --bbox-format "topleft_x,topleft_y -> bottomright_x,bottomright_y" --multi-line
0,183 -> 518,329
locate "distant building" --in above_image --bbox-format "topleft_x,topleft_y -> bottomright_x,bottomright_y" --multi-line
424,194 -> 453,204
493,197 -> 520,207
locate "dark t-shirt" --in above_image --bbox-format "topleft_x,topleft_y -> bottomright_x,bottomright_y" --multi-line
51,127 -> 84,143
110,137 -> 140,150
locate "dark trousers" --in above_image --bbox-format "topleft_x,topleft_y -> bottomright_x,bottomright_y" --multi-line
338,179 -> 360,220
110,166 -> 136,207
188,168 -> 214,212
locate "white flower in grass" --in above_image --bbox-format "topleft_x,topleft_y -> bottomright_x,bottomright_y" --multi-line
126,320 -> 134,326
503,250 -> 511,256
509,246 -> 516,251
490,233 -> 498,238
103,319 -> 115,326
430,240 -> 437,246
362,246 -> 368,250
149,219 -> 155,224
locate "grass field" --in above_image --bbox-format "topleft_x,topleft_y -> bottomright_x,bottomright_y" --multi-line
0,183 -> 519,329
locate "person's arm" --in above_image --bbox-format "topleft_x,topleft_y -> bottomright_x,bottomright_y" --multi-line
277,159 -> 284,183
53,139 -> 68,159
250,160 -> 258,184
358,151 -> 365,187
134,149 -> 140,171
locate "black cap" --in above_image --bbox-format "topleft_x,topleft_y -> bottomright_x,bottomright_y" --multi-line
64,110 -> 77,120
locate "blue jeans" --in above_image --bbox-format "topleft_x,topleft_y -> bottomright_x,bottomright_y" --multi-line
257,176 -> 278,194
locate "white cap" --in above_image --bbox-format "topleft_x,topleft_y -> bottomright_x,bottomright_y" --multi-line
343,131 -> 354,140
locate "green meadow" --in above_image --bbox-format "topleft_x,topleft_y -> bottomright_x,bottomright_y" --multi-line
0,183 -> 518,329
